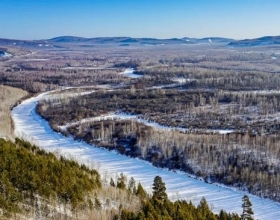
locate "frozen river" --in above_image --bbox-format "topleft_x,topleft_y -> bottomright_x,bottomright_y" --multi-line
11,92 -> 280,219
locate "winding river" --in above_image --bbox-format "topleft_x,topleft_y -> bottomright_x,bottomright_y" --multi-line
11,92 -> 280,219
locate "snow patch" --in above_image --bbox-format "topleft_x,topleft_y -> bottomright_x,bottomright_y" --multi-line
0,51 -> 12,57
120,68 -> 143,78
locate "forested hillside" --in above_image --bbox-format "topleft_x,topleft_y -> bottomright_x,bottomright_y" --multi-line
0,138 -> 101,218
0,138 -> 241,219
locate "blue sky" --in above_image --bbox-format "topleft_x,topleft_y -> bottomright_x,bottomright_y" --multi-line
1,0 -> 279,40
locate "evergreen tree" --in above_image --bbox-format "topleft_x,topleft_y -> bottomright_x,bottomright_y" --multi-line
136,182 -> 146,199
117,172 -> 127,190
197,197 -> 216,220
152,176 -> 167,201
241,195 -> 254,220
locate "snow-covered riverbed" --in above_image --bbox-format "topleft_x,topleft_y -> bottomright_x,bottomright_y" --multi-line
57,113 -> 234,134
11,93 -> 280,219
120,68 -> 143,78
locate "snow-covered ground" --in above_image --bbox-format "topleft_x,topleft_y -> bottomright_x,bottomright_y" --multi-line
171,77 -> 192,83
11,93 -> 280,219
62,67 -> 116,70
16,58 -> 50,61
0,51 -> 12,57
120,68 -> 143,78
57,112 -> 234,134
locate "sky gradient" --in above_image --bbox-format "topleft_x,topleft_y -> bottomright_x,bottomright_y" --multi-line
1,0 -> 279,40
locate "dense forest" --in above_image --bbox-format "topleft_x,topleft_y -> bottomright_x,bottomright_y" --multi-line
0,138 -> 101,218
116,176 -> 243,220
0,138 -> 243,219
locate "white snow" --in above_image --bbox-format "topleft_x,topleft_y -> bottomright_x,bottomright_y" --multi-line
172,77 -> 192,83
17,59 -> 50,62
11,93 -> 280,219
62,67 -> 116,70
57,112 -> 233,135
120,68 -> 143,78
0,52 -> 12,58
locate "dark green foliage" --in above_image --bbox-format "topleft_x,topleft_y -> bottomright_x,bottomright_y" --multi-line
197,197 -> 216,220
152,176 -> 167,201
117,176 -> 240,220
117,172 -> 127,190
136,182 -> 147,199
241,195 -> 254,220
0,138 -> 101,216
117,197 -> 239,220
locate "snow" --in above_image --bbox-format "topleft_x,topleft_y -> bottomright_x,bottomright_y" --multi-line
62,67 -> 116,70
57,112 -> 233,135
11,92 -> 280,219
0,52 -> 12,58
172,77 -> 193,83
17,59 -> 50,62
120,68 -> 143,78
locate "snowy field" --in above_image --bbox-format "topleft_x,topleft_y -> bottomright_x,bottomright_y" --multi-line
120,68 -> 143,78
12,93 -> 280,219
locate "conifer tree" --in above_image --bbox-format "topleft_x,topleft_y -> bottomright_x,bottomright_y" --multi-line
152,176 -> 167,201
241,195 -> 254,220
117,172 -> 127,190
136,182 -> 146,199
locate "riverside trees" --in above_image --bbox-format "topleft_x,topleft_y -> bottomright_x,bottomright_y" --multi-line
38,87 -> 280,202
117,176 -> 240,220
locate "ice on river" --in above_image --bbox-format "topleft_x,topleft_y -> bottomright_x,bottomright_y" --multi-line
120,68 -> 143,78
11,93 -> 280,219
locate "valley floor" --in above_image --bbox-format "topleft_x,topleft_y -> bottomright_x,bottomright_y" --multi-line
11,92 -> 280,220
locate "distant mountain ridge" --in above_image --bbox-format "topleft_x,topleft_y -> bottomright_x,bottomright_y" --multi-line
0,35 -> 279,48
0,36 -> 234,49
229,36 -> 280,47
48,36 -> 192,45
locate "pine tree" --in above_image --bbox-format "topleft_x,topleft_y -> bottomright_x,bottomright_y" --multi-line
117,172 -> 127,190
136,182 -> 146,199
197,197 -> 216,220
241,195 -> 254,220
152,176 -> 167,201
